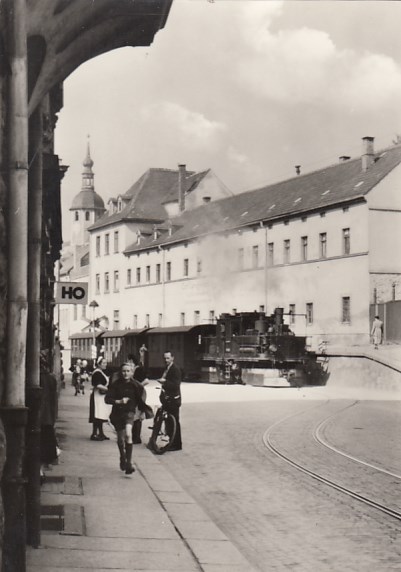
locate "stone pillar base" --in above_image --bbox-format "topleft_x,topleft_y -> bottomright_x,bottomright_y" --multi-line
0,406 -> 28,572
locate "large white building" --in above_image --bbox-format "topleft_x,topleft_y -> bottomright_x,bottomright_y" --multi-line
64,136 -> 401,351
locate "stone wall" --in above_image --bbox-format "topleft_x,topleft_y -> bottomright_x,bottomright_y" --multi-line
327,356 -> 401,395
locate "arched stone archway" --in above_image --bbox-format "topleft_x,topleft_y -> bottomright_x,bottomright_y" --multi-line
0,1 -> 173,569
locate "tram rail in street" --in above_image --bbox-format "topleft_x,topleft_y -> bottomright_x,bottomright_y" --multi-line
263,401 -> 401,523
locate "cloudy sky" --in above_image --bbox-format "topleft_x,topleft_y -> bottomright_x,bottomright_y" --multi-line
55,0 -> 401,238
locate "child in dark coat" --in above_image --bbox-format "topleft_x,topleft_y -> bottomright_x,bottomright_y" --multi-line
105,363 -> 146,474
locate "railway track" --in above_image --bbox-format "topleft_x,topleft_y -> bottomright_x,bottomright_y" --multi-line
263,401 -> 401,522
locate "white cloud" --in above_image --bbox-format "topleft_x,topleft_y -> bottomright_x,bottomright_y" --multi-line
235,4 -> 401,112
141,102 -> 226,149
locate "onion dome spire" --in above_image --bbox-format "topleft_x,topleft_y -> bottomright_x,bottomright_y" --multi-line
82,135 -> 94,190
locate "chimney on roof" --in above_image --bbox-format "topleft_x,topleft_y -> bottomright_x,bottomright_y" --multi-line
178,164 -> 186,212
339,155 -> 351,162
295,165 -> 301,176
362,136 -> 375,172
136,229 -> 141,245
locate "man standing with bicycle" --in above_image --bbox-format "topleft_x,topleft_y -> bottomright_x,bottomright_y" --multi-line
159,351 -> 182,451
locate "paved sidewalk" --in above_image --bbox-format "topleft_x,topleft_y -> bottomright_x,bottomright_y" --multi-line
27,389 -> 256,572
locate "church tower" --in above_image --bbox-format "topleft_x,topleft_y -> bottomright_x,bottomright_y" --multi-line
70,139 -> 105,246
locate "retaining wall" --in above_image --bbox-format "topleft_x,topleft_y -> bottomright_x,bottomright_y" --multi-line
326,356 -> 401,393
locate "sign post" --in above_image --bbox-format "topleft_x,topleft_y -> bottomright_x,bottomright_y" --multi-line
55,282 -> 88,305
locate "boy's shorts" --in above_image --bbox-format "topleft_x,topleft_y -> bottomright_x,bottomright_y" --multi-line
125,412 -> 135,426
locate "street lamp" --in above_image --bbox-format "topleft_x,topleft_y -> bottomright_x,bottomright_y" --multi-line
89,300 -> 99,362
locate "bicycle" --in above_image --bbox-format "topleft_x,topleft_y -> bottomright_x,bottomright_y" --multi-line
147,404 -> 177,455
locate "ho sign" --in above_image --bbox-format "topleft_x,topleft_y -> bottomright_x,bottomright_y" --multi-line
55,282 -> 88,305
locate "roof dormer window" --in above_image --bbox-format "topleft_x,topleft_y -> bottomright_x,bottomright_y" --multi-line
117,198 -> 122,212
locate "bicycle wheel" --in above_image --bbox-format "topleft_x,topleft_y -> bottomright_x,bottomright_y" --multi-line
151,410 -> 176,455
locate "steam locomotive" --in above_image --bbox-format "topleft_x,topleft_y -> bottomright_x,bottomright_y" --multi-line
199,308 -> 327,386
69,308 -> 327,387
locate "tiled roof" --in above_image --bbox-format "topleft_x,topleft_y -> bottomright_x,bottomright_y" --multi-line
124,144 -> 401,254
89,168 -> 191,231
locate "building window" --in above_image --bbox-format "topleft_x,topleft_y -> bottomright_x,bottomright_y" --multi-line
133,315 -> 138,329
105,234 -> 110,255
289,304 -> 296,324
252,245 -> 259,268
158,313 -> 163,327
183,258 -> 189,277
343,228 -> 350,255
319,233 -> 327,258
284,239 -> 290,264
113,310 -> 120,330
136,268 -> 141,284
145,266 -> 150,282
145,314 -> 150,328
306,303 -> 313,325
194,310 -> 200,325
104,272 -> 109,293
114,271 -> 119,292
180,312 -> 185,326
342,297 -> 351,323
85,211 -> 90,221
96,236 -> 101,257
156,264 -> 161,283
197,258 -> 202,275
95,274 -> 100,294
127,269 -> 131,286
238,248 -> 244,270
268,242 -> 274,266
209,310 -> 215,323
301,236 -> 308,261
114,231 -> 119,253
166,262 -> 171,281
75,211 -> 79,221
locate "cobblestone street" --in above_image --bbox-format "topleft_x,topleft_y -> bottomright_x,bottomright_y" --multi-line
156,383 -> 401,572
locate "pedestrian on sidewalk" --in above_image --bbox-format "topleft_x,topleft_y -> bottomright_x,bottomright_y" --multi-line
130,354 -> 150,445
105,363 -> 147,474
371,315 -> 384,349
89,357 -> 112,441
80,359 -> 89,395
72,359 -> 82,395
159,351 -> 182,451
